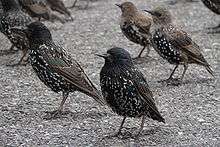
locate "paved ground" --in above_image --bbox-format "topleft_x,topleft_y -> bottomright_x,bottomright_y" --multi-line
0,0 -> 219,146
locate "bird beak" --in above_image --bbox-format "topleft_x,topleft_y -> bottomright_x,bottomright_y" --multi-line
115,4 -> 122,8
143,10 -> 155,15
95,53 -> 109,59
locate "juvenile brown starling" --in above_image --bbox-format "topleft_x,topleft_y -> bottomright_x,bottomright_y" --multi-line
18,0 -> 66,23
15,21 -> 105,119
116,2 -> 152,58
97,47 -> 165,137
0,0 -> 33,65
144,7 -> 214,85
47,0 -> 73,20
201,0 -> 220,30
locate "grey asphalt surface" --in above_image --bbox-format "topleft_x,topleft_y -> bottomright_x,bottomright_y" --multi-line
0,0 -> 219,146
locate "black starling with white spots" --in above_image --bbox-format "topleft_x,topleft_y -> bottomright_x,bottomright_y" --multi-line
116,2 -> 152,58
201,0 -> 220,29
97,47 -> 165,136
144,7 -> 213,85
18,0 -> 65,23
16,21 -> 105,118
1,0 -> 33,65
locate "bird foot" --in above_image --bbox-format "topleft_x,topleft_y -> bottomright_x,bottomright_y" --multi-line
0,50 -> 18,56
158,78 -> 182,86
43,110 -> 63,120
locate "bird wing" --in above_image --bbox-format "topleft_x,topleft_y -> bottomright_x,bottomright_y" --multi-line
47,0 -> 71,16
133,13 -> 152,34
129,68 -> 164,122
162,25 -> 210,66
19,0 -> 49,14
38,43 -> 105,105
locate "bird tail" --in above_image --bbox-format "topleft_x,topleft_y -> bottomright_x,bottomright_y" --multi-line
205,65 -> 214,77
149,108 -> 165,123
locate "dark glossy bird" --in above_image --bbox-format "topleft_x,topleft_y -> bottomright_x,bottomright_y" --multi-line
47,0 -> 73,20
201,0 -> 220,31
0,0 -> 33,65
97,47 -> 165,137
18,0 -> 65,23
116,2 -> 152,59
15,21 -> 105,119
144,7 -> 214,85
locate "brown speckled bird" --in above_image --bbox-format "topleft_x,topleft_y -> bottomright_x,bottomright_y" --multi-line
46,0 -> 73,20
144,7 -> 213,85
116,2 -> 152,58
18,0 -> 66,23
201,0 -> 220,30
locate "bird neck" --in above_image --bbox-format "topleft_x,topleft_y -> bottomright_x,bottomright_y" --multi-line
1,0 -> 21,12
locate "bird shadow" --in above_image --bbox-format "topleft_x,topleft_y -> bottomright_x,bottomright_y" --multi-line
43,109 -> 108,120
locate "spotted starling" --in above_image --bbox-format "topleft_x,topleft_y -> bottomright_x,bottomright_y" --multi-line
18,0 -> 66,23
46,0 -> 73,20
97,47 -> 165,137
14,21 -> 105,119
116,2 -> 152,59
144,7 -> 214,85
0,0 -> 33,65
201,0 -> 220,30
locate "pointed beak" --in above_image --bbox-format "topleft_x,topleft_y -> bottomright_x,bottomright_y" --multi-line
95,53 -> 109,58
115,4 -> 122,8
143,10 -> 155,15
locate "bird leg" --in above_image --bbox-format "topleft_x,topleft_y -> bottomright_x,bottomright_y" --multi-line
110,117 -> 126,137
6,49 -> 29,66
179,64 -> 188,84
69,0 -> 78,8
44,91 -> 69,119
159,65 -> 179,85
137,46 -> 146,58
133,115 -> 145,138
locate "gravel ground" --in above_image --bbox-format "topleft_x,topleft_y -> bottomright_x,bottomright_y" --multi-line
0,0 -> 219,146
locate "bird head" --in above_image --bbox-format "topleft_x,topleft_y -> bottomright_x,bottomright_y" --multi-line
116,2 -> 138,16
144,7 -> 172,25
96,47 -> 133,66
12,21 -> 53,44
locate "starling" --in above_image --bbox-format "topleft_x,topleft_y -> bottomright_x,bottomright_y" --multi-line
46,0 -> 73,20
144,7 -> 214,85
116,2 -> 152,59
14,21 -> 105,119
0,0 -> 33,65
201,0 -> 220,30
97,47 -> 165,137
18,0 -> 66,23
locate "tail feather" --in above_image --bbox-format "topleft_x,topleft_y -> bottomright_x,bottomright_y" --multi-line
149,108 -> 165,123
205,65 -> 214,77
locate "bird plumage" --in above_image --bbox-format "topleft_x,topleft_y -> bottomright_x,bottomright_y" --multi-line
19,22 -> 105,118
117,2 -> 152,58
98,47 -> 164,136
0,0 -> 33,65
145,7 -> 213,85
201,0 -> 220,15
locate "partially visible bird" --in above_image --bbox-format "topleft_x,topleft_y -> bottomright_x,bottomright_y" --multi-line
0,0 -> 33,65
18,0 -> 66,23
14,21 -> 105,119
144,7 -> 213,85
201,0 -> 220,31
116,2 -> 152,59
97,47 -> 165,137
47,0 -> 73,20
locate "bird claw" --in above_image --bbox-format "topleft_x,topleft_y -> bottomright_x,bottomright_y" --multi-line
43,110 -> 63,120
6,61 -> 28,67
